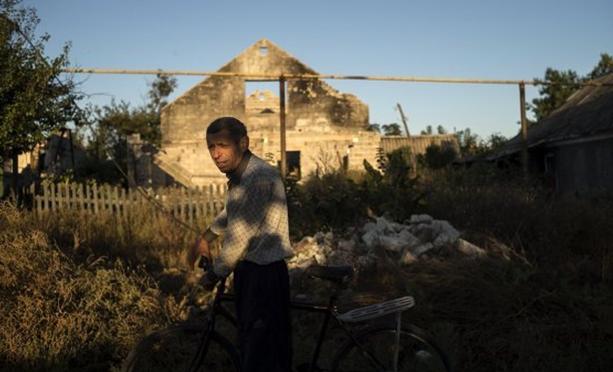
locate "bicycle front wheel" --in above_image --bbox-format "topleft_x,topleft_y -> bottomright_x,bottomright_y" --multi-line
331,325 -> 451,372
122,323 -> 240,372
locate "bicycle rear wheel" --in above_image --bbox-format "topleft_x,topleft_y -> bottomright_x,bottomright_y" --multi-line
331,324 -> 450,372
122,323 -> 240,372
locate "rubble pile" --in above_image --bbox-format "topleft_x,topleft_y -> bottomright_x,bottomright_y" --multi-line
288,214 -> 485,271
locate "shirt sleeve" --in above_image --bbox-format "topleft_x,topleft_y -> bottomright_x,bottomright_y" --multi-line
203,227 -> 219,243
213,179 -> 273,277
208,207 -> 227,236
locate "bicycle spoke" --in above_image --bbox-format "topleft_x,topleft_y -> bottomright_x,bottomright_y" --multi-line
333,328 -> 449,372
123,325 -> 239,372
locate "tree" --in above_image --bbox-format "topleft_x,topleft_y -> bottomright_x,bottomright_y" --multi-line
587,53 -> 613,80
485,133 -> 507,153
530,53 -> 613,122
147,73 -> 177,113
455,127 -> 480,157
0,0 -> 80,195
436,125 -> 447,135
420,125 -> 433,135
419,143 -> 458,169
83,74 -> 177,183
530,68 -> 582,122
382,122 -> 401,136
367,123 -> 381,133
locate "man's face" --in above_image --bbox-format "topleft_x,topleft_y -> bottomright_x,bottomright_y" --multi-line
206,129 -> 248,174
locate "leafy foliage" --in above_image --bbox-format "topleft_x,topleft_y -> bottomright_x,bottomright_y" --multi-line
78,74 -> 177,184
381,122 -> 402,136
286,171 -> 365,238
530,68 -> 582,122
369,122 -> 403,136
0,0 -> 80,158
418,142 -> 458,169
530,53 -> 613,121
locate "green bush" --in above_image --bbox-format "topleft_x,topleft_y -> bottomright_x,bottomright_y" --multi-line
417,142 -> 458,170
359,148 -> 424,221
286,171 -> 365,238
287,147 -> 424,236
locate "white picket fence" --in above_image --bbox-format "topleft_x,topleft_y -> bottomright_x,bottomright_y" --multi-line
31,182 -> 227,224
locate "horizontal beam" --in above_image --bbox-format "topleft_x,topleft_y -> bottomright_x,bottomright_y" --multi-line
62,67 -> 613,87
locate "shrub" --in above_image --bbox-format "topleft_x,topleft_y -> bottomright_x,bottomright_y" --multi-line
359,148 -> 424,221
417,142 -> 458,170
286,171 -> 365,238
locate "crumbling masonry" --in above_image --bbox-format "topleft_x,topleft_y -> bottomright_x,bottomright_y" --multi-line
155,39 -> 380,186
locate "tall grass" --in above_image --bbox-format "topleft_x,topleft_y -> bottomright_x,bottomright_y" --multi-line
0,203 -> 188,371
289,162 -> 613,371
2,160 -> 613,371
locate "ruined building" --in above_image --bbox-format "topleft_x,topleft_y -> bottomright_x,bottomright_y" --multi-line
154,39 -> 380,186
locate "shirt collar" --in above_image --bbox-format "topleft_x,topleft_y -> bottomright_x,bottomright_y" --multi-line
227,149 -> 252,186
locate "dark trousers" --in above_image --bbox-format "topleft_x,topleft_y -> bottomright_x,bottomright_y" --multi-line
234,260 -> 292,372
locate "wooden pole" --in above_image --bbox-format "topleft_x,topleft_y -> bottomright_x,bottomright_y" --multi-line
61,67 -> 613,87
396,103 -> 410,137
519,82 -> 529,177
279,77 -> 287,179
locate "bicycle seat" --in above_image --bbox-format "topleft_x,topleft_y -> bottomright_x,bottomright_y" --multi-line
307,265 -> 353,283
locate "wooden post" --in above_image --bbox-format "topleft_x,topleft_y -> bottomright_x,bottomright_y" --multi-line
179,186 -> 185,222
396,103 -> 410,137
113,185 -> 119,216
92,183 -> 99,214
50,183 -> 56,211
84,183 -> 90,213
519,82 -> 529,177
41,182 -> 48,212
30,183 -> 37,216
187,186 -> 193,225
279,76 -> 287,179
74,183 -> 79,211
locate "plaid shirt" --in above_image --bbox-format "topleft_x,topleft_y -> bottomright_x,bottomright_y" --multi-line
207,152 -> 294,277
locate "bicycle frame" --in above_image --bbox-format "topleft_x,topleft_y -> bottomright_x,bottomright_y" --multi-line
189,278 -> 392,372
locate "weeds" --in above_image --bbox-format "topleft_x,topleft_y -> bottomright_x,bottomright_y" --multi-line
0,202 -> 184,371
2,157 -> 613,371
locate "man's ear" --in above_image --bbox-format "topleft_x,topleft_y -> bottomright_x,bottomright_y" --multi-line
239,136 -> 249,152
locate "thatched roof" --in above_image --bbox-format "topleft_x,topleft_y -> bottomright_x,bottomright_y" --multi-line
495,73 -> 613,157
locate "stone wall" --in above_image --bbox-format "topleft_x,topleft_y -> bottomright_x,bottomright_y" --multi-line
158,39 -> 374,185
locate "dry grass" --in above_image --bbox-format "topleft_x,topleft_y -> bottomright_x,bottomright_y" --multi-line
0,203 -> 186,371
2,165 -> 613,371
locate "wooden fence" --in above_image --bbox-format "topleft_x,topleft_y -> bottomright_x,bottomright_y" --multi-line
30,182 -> 227,224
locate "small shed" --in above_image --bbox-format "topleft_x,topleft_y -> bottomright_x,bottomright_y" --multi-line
494,73 -> 613,196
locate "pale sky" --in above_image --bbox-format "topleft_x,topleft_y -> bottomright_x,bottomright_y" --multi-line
24,0 -> 613,139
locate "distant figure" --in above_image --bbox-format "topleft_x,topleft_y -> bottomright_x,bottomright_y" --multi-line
187,116 -> 294,372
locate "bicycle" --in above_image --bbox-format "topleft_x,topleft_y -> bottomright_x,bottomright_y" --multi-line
122,263 -> 451,372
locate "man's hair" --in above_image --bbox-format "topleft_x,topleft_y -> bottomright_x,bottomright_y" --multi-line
206,117 -> 247,143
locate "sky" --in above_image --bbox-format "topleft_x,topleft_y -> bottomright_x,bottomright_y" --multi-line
22,0 -> 613,139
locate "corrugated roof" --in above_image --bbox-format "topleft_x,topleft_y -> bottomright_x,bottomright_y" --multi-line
381,134 -> 459,155
496,73 -> 613,157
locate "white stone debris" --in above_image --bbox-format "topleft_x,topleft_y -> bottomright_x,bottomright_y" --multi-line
287,214 -> 485,272
410,214 -> 434,224
456,239 -> 486,257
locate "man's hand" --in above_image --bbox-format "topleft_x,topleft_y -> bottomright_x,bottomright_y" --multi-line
187,236 -> 211,270
201,269 -> 220,291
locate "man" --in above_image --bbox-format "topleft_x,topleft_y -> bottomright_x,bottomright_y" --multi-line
187,116 -> 294,372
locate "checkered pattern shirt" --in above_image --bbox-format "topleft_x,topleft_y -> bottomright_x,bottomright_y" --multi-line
207,153 -> 294,277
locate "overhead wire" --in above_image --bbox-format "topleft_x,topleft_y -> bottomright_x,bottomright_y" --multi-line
3,13 -> 203,234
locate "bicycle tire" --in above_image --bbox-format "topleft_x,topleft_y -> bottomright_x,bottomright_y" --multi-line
331,324 -> 451,372
122,323 -> 240,372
